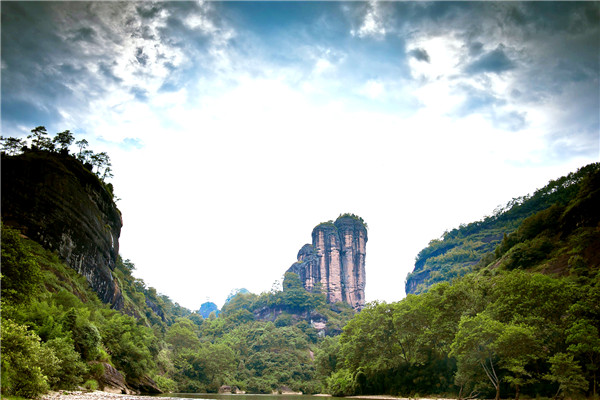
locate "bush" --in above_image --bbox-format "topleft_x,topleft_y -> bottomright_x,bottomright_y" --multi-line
326,368 -> 356,396
45,337 -> 87,389
0,319 -> 55,398
0,224 -> 43,304
153,375 -> 177,393
83,379 -> 99,391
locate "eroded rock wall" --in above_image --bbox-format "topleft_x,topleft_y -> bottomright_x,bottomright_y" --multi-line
287,216 -> 367,310
1,152 -> 124,308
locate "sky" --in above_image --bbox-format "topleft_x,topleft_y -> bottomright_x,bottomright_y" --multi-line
2,1 -> 599,310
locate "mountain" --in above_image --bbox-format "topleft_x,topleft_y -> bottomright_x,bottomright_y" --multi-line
198,301 -> 220,318
225,288 -> 250,304
317,164 -> 600,399
287,214 -> 367,310
486,163 -> 600,275
405,163 -> 600,294
2,151 -> 124,307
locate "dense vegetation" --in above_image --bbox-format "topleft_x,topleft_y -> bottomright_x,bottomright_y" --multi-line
318,164 -> 600,399
1,126 -> 114,186
406,163 -> 600,294
0,223 -> 354,398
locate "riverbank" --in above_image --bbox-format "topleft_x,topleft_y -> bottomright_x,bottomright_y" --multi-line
41,391 -> 180,400
41,391 -> 455,400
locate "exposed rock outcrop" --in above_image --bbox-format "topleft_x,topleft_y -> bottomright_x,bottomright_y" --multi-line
95,362 -> 129,394
1,152 -> 123,308
287,215 -> 367,310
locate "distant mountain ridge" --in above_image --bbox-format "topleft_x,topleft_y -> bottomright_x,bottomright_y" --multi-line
198,301 -> 220,318
406,163 -> 600,294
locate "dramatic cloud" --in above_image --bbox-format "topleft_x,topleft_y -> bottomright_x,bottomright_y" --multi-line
408,48 -> 431,63
1,1 -> 598,308
465,45 -> 515,75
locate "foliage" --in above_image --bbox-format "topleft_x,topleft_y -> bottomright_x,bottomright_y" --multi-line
0,222 -> 350,397
0,224 -> 43,304
331,163 -> 600,398
337,213 -> 368,229
0,318 -> 56,398
407,163 -> 600,294
1,126 -> 114,183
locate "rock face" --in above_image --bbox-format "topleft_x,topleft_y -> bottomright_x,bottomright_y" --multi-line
1,152 -> 123,308
287,215 -> 367,310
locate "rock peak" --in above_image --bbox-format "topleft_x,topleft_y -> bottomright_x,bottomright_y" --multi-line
287,214 -> 367,310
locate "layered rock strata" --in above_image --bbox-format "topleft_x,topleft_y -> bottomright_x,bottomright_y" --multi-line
1,152 -> 123,308
287,216 -> 367,310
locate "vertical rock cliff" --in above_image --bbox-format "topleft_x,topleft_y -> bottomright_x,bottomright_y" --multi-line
287,215 -> 367,310
1,151 -> 124,308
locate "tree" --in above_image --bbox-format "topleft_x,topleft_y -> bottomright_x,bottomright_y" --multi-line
0,224 -> 43,304
566,319 -> 600,397
75,138 -> 89,154
545,353 -> 588,399
315,336 -> 340,386
282,272 -> 311,310
450,313 -> 503,400
496,323 -> 542,400
90,151 -> 112,180
166,319 -> 201,354
0,136 -> 26,155
0,318 -> 59,398
77,149 -> 93,165
52,130 -> 75,153
28,126 -> 55,151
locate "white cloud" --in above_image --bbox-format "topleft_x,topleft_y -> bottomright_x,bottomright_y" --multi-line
351,1 -> 386,39
360,79 -> 385,100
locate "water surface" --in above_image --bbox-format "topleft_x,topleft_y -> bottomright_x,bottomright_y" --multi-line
160,394 -> 347,400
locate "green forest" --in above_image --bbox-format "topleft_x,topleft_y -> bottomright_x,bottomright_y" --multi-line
1,132 -> 599,400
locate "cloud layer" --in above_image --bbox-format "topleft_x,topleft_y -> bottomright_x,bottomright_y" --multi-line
2,2 -> 598,308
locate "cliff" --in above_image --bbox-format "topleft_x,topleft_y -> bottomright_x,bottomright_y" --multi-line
1,151 -> 124,308
287,215 -> 367,310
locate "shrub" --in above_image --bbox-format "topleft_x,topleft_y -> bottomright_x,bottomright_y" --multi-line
0,319 -> 55,398
326,368 -> 356,396
83,379 -> 99,391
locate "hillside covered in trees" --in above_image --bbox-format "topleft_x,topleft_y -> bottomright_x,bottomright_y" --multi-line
1,221 -> 357,397
320,163 -> 600,399
405,163 -> 600,294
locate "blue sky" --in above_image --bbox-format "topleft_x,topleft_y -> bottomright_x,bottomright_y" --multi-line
2,1 -> 599,309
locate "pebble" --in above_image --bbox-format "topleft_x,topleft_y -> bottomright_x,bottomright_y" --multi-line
42,390 -> 179,400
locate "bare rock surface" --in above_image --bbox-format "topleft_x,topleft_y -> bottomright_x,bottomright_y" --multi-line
287,215 -> 367,310
1,152 -> 123,308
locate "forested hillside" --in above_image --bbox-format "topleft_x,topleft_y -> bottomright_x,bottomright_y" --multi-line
317,163 -> 600,399
406,163 -> 600,294
0,131 -> 355,398
0,224 -> 357,398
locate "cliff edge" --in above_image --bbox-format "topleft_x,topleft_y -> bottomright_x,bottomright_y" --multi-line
1,151 -> 124,308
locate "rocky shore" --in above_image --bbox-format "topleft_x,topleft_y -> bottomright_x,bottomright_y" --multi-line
42,391 -> 174,400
